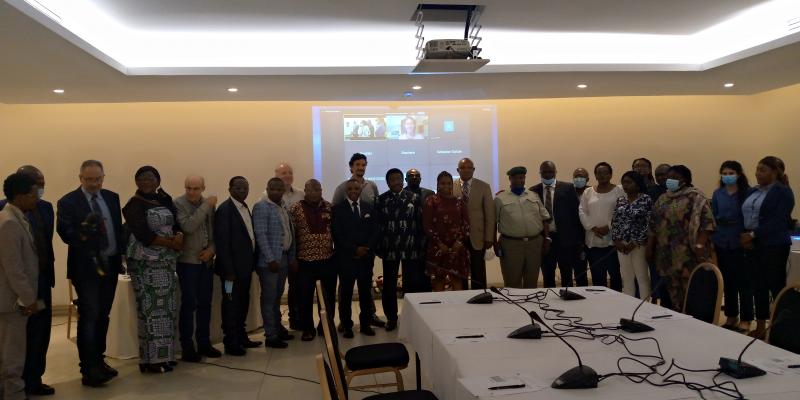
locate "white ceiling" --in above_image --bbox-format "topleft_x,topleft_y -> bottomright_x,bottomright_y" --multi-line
7,0 -> 800,74
2,0 -> 800,104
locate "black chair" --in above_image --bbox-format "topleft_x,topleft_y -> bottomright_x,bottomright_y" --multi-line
316,353 -> 438,400
316,280 -> 409,393
683,262 -> 723,324
768,283 -> 800,354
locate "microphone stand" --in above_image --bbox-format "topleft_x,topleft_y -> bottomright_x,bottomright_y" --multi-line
619,279 -> 666,333
558,245 -> 619,300
719,337 -> 767,379
428,264 -> 493,304
489,287 -> 541,339
529,310 -> 599,389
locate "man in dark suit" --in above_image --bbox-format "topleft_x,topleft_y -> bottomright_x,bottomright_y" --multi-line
332,179 -> 379,338
530,161 -> 586,288
0,166 -> 55,396
405,168 -> 434,205
56,160 -> 125,387
214,176 -> 261,356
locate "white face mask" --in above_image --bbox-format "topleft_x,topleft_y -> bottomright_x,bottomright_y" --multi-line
37,188 -> 44,199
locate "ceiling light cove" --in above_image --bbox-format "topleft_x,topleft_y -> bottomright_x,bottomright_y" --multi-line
8,0 -> 800,75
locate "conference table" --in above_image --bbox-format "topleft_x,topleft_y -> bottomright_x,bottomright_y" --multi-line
399,287 -> 800,400
106,273 -> 263,359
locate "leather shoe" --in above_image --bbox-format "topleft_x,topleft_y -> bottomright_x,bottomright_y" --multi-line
301,330 -> 316,341
360,325 -> 376,336
81,368 -> 111,387
225,346 -> 247,356
181,347 -> 202,363
199,345 -> 222,358
101,361 -> 118,377
242,338 -> 262,348
26,383 -> 55,396
343,328 -> 354,338
265,339 -> 289,349
370,314 -> 386,327
385,320 -> 397,332
279,331 -> 295,341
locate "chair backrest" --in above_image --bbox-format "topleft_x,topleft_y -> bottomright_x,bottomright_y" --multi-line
768,283 -> 800,354
316,354 -> 339,400
319,308 -> 348,400
683,262 -> 723,324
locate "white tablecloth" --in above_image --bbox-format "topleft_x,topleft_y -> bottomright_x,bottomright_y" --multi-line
107,272 -> 262,359
399,288 -> 800,400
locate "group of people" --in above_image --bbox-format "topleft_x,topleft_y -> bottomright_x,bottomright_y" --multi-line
0,153 -> 794,400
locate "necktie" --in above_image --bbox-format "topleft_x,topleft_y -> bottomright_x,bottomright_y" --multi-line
90,194 -> 102,214
462,180 -> 470,202
90,194 -> 109,250
545,185 -> 553,217
352,201 -> 360,219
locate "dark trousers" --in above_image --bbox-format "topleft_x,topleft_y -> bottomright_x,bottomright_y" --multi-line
287,267 -> 301,327
73,272 -> 117,373
587,246 -> 622,291
382,259 -> 428,321
575,247 -> 589,287
338,256 -> 375,329
541,233 -> 581,288
220,274 -> 252,348
747,244 -> 790,320
465,241 -> 487,289
717,247 -> 753,321
22,275 -> 51,388
177,262 -> 214,349
298,259 -> 338,331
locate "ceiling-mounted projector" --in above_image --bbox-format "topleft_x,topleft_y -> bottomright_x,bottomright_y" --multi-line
423,39 -> 473,59
411,4 -> 490,73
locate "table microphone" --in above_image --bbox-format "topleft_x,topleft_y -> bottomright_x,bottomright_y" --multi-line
489,287 -> 541,339
619,278 -> 666,333
428,264 -> 493,304
719,336 -> 767,379
558,246 -> 620,300
529,310 -> 599,389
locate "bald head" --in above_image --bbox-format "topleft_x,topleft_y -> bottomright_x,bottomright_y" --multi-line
539,161 -> 557,181
275,163 -> 295,187
406,168 -> 422,188
184,175 -> 206,203
17,165 -> 44,189
457,158 -> 475,181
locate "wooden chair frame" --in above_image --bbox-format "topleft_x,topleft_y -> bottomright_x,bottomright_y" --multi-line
683,262 -> 724,324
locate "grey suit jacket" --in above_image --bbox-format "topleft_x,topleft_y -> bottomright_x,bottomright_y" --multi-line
453,178 -> 496,249
0,205 -> 39,314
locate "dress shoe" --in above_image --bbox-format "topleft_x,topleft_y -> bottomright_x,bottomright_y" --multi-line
279,331 -> 295,341
301,330 -> 316,341
242,338 -> 263,348
370,314 -> 386,327
181,347 -> 202,363
385,320 -> 397,332
139,363 -> 171,374
225,346 -> 247,356
360,326 -> 376,336
199,345 -> 222,358
81,368 -> 111,387
26,383 -> 55,396
101,361 -> 119,377
265,339 -> 289,349
343,328 -> 355,338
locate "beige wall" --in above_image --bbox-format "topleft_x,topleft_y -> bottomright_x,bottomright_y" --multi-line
2,84 -> 798,306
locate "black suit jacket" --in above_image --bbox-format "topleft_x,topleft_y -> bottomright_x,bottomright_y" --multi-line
747,183 -> 795,247
0,199 -> 55,287
332,201 -> 379,261
56,188 -> 125,281
214,199 -> 257,279
530,181 -> 584,247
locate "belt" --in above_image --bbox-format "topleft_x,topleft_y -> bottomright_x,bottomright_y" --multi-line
501,234 -> 542,242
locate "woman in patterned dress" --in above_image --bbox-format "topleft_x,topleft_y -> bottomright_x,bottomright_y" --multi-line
423,171 -> 470,291
646,165 -> 715,312
122,166 -> 183,373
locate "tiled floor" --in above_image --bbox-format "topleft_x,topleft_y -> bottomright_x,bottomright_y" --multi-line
38,301 -> 416,400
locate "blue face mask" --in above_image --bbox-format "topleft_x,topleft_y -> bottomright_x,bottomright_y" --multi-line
542,177 -> 555,186
666,179 -> 681,192
573,177 -> 587,189
721,175 -> 738,186
510,187 -> 525,196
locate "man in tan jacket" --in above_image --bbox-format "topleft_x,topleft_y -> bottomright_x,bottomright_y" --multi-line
453,158 -> 496,288
0,173 -> 42,400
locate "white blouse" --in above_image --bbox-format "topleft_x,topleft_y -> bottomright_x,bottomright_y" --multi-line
578,185 -> 625,248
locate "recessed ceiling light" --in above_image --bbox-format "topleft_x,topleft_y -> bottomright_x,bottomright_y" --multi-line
577,84 -> 588,89
227,87 -> 238,92
412,85 -> 422,90
53,89 -> 65,94
723,82 -> 735,88
403,91 -> 413,97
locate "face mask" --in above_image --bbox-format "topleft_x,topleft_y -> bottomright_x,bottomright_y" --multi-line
542,178 -> 555,186
721,175 -> 738,186
666,179 -> 681,192
510,187 -> 525,196
37,188 -> 44,199
573,177 -> 587,189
